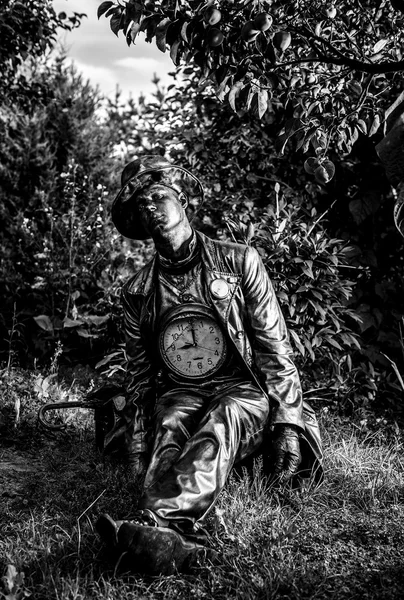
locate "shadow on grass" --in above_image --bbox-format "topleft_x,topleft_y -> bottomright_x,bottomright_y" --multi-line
2,414 -> 404,599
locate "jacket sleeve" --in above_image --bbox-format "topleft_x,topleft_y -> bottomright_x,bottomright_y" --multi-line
104,284 -> 155,458
242,246 -> 304,430
122,284 -> 154,401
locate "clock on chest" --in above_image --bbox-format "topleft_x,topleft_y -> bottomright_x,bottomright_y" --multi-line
158,304 -> 228,381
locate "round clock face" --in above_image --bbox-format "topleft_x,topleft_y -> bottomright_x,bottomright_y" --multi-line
159,305 -> 227,381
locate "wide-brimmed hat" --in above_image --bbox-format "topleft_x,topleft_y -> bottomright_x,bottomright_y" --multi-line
111,155 -> 204,240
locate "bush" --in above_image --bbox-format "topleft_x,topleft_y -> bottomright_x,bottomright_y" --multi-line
224,188 -> 365,390
0,57 -> 123,367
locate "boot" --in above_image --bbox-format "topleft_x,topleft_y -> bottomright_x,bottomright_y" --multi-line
96,512 -> 214,576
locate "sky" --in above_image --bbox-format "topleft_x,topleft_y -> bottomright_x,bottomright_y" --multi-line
52,0 -> 174,101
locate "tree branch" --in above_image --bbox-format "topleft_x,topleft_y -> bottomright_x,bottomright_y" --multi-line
317,55 -> 404,74
292,24 -> 404,74
276,48 -> 404,74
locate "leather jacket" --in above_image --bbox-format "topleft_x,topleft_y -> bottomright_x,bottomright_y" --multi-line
105,231 -> 322,479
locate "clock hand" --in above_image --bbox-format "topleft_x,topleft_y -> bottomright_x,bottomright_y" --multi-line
190,323 -> 197,347
192,329 -> 220,353
164,325 -> 192,352
191,343 -> 219,354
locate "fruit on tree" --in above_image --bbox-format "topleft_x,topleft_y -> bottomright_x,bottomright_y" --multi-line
273,30 -> 292,51
314,160 -> 335,184
253,12 -> 273,32
325,4 -> 337,18
304,157 -> 319,174
207,28 -> 224,47
204,7 -> 222,26
241,21 -> 260,43
347,80 -> 362,96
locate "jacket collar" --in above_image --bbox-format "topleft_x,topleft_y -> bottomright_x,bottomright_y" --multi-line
126,231 -> 242,317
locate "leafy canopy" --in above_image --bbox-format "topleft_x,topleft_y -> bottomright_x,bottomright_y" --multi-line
99,0 -> 404,181
0,0 -> 85,106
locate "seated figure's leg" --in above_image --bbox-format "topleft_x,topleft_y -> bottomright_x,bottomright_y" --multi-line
139,382 -> 269,531
143,389 -> 206,489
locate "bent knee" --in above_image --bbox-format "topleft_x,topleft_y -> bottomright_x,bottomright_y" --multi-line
155,407 -> 182,431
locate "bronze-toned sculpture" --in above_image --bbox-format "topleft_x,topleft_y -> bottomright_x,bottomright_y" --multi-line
96,156 -> 322,575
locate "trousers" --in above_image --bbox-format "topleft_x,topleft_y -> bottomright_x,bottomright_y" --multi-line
138,381 -> 270,529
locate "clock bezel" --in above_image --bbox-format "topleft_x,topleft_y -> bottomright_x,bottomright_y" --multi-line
158,304 -> 228,382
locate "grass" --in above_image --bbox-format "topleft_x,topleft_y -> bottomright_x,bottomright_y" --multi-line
1,368 -> 404,599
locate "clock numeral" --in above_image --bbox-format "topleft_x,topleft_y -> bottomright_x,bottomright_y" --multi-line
169,343 -> 175,351
176,355 -> 182,362
173,333 -> 180,341
215,337 -> 220,344
207,358 -> 213,366
209,326 -> 214,333
197,362 -> 203,370
214,350 -> 219,356
187,361 -> 191,368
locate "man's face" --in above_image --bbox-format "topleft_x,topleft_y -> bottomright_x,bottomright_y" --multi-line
135,183 -> 188,239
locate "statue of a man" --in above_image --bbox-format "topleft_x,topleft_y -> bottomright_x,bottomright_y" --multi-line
96,155 -> 322,575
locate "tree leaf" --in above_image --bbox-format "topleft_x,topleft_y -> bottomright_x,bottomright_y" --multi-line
63,317 -> 84,328
373,38 -> 388,53
246,86 -> 257,111
275,131 -> 289,156
127,21 -> 141,45
301,261 -> 314,278
327,338 -> 343,350
289,329 -> 305,356
215,64 -> 229,85
304,337 -> 316,361
356,119 -> 367,134
126,1 -> 143,22
82,315 -> 110,326
255,31 -> 267,54
228,81 -> 244,112
3,564 -> 18,594
77,329 -> 97,338
216,74 -> 232,101
369,113 -> 381,136
105,6 -> 119,19
140,14 -> 153,32
348,125 -> 359,147
34,315 -> 54,332
180,20 -> 189,43
170,38 -> 181,65
257,88 -> 268,118
145,17 -> 158,42
110,11 -> 123,36
265,41 -> 277,64
97,1 -> 114,19
246,222 -> 255,243
156,17 -> 171,52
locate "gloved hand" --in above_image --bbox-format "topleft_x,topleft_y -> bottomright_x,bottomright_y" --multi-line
272,425 -> 301,481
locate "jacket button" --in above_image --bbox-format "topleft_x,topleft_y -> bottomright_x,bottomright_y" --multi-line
236,331 -> 244,339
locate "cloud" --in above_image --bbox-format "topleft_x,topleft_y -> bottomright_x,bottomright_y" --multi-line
68,55 -> 173,101
115,57 -> 164,70
114,56 -> 173,78
66,58 -> 118,96
52,0 -> 173,100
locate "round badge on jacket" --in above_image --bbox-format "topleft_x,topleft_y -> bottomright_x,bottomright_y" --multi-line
210,279 -> 229,299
